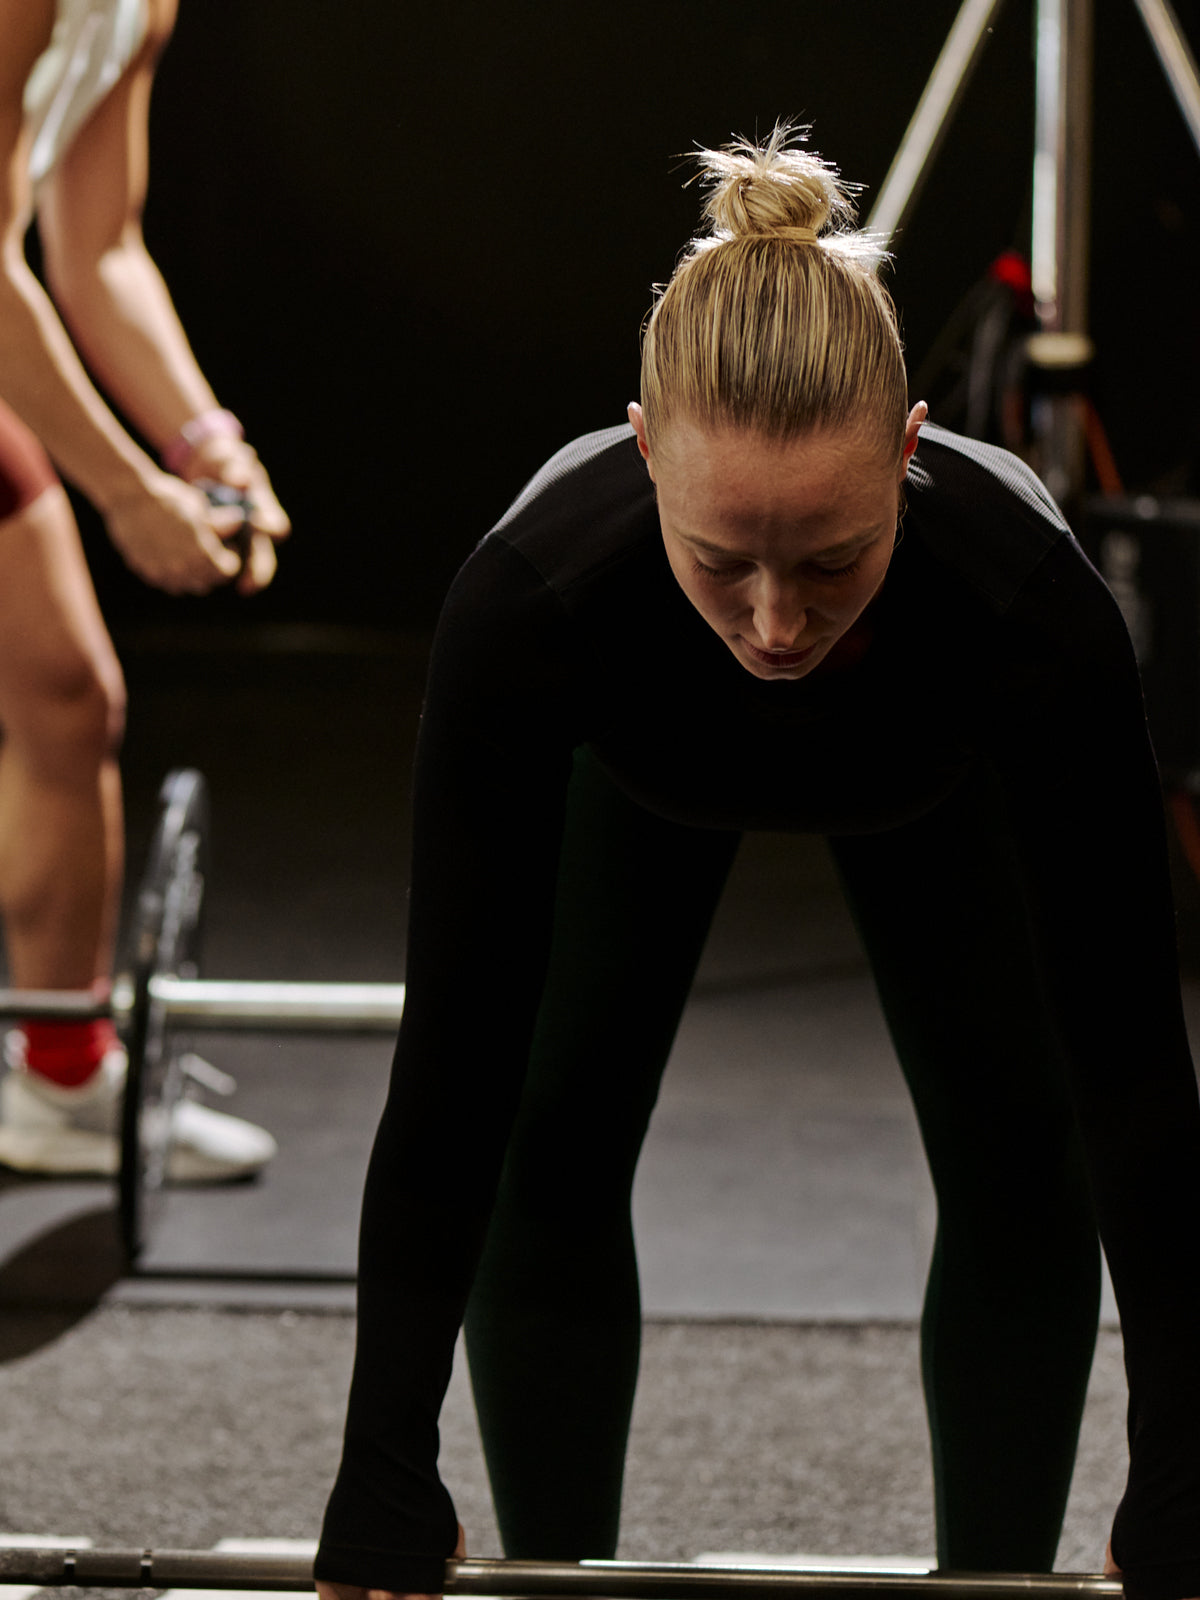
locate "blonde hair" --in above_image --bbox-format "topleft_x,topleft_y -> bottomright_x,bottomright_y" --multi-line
640,125 -> 908,460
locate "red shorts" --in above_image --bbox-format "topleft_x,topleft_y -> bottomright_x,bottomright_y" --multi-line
0,399 -> 58,521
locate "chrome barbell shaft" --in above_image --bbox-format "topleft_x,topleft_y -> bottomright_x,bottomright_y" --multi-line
147,978 -> 407,1030
0,979 -> 406,1031
0,1547 -> 311,1590
445,1563 -> 1121,1600
0,1549 -> 1123,1596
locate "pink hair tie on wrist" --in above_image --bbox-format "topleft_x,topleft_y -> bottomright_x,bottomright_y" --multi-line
162,408 -> 245,475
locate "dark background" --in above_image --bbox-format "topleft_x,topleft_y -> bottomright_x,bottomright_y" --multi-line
75,0 -> 1200,633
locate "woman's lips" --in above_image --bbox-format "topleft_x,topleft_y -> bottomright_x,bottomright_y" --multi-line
741,639 -> 817,669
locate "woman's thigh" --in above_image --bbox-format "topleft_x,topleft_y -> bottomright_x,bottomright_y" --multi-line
0,486 -> 125,754
495,745 -> 741,1213
0,397 -> 123,744
829,763 -> 1089,1216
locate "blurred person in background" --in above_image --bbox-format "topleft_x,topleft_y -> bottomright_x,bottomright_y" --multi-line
0,0 -> 289,1179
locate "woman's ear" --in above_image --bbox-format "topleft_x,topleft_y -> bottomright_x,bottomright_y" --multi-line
900,401 -> 928,477
627,402 -> 653,467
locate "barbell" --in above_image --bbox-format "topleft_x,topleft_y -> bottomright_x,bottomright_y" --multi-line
0,1548 -> 1122,1597
0,770 -> 407,1264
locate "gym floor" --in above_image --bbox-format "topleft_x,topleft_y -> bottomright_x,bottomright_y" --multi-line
1,630 -> 1196,1573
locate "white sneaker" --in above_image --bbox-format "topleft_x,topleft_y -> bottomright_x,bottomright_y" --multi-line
0,1034 -> 277,1182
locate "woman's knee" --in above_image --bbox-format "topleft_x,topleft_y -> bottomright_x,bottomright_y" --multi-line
49,646 -> 126,763
2,644 -> 126,774
94,651 -> 127,750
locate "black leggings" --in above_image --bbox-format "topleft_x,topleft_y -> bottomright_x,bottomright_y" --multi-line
464,748 -> 1100,1570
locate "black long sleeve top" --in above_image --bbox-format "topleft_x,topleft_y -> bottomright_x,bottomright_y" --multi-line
316,424 -> 1200,1600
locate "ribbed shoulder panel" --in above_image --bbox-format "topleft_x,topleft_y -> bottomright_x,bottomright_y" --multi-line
485,424 -> 656,597
906,424 -> 1071,612
491,425 -> 638,535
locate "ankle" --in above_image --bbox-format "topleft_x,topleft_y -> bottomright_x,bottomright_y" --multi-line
19,1018 -> 120,1088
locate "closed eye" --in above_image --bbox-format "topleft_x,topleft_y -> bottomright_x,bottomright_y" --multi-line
811,557 -> 862,579
691,556 -> 752,583
690,549 -> 869,583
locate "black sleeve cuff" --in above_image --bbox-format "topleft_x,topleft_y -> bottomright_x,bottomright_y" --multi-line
313,1543 -> 450,1596
1118,1557 -> 1200,1600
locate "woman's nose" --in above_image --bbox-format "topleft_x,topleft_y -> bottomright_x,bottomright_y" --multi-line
751,579 -> 807,650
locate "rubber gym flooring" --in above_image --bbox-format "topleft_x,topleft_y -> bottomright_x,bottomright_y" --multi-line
0,1308 -> 1132,1572
0,632 -> 1196,1570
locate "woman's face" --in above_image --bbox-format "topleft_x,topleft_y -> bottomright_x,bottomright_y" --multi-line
630,403 -> 926,683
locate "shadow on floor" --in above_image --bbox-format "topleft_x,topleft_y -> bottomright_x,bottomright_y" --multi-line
0,1199 -> 125,1359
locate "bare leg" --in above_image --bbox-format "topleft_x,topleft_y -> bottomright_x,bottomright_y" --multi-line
0,486 -> 274,1180
0,485 -> 126,991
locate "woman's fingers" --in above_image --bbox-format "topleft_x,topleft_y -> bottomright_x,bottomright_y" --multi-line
234,527 -> 279,593
105,474 -> 241,593
312,1527 -> 465,1600
313,1586 -> 441,1600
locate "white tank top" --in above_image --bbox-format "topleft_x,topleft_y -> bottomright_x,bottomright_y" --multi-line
23,0 -> 149,185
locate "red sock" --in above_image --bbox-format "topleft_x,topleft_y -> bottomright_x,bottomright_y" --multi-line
19,1019 -> 120,1088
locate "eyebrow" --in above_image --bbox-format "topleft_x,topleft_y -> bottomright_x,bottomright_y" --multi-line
681,529 -> 884,561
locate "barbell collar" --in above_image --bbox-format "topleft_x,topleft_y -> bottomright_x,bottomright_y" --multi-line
0,1548 -> 1123,1596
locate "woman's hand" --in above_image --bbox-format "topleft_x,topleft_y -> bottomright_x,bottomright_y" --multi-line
1104,1540 -> 1200,1600
314,1585 -> 420,1600
179,433 -> 291,596
314,1525 -> 467,1600
1105,1542 -> 1123,1589
104,469 -> 243,593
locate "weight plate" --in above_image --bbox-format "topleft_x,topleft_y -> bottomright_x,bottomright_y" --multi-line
118,769 -> 209,1263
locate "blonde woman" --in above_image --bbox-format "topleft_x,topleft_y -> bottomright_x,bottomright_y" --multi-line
0,0 -> 287,1177
316,130 -> 1200,1600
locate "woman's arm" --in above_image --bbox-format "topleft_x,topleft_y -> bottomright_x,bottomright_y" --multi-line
36,0 -> 289,590
316,540 -> 585,1595
0,0 -> 282,591
0,0 -> 237,591
988,537 -> 1200,1600
33,0 -> 209,447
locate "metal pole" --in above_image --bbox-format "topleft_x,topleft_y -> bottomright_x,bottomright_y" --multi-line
1030,0 -> 1093,332
1028,0 -> 1094,510
0,1548 -> 1125,1597
1131,0 -> 1200,157
865,0 -> 1007,244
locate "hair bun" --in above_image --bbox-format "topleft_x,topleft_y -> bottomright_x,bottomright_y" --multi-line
694,123 -> 854,244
